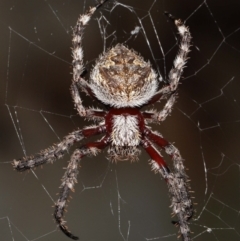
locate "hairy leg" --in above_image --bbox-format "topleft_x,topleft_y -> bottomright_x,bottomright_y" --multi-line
54,136 -> 110,240
144,128 -> 193,187
71,0 -> 109,116
13,125 -> 106,171
144,13 -> 191,106
141,137 -> 192,241
143,93 -> 176,123
160,13 -> 191,95
144,129 -> 194,217
85,107 -> 107,121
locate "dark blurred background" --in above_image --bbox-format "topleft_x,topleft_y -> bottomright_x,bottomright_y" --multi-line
0,0 -> 240,241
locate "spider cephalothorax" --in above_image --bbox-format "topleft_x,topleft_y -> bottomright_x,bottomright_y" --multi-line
106,108 -> 143,161
13,1 -> 193,241
90,44 -> 158,107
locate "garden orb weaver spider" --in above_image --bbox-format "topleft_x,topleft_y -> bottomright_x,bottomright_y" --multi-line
13,0 -> 193,240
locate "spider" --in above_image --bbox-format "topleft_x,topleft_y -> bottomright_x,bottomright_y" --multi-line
13,0 -> 193,240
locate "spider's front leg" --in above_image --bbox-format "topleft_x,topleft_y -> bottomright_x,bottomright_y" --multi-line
71,0 -> 109,117
54,136 -> 110,240
13,125 -> 106,171
143,12 -> 192,115
141,137 -> 192,241
161,13 -> 191,95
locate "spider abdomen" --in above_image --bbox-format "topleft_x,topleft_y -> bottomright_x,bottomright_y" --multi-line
90,44 -> 158,108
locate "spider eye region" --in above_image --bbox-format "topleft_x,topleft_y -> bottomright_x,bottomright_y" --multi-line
90,44 -> 158,108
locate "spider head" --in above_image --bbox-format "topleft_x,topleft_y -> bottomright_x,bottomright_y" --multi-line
90,44 -> 158,108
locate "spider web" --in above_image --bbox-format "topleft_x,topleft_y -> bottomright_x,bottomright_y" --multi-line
1,0 -> 240,240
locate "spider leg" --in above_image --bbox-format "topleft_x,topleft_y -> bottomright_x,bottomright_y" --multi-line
161,14 -> 191,94
13,125 -> 106,171
54,135 -> 110,240
71,0 -> 109,116
72,83 -> 107,121
145,128 -> 193,188
141,137 -> 192,241
143,93 -> 176,123
143,14 -> 191,106
143,15 -> 191,121
75,104 -> 106,122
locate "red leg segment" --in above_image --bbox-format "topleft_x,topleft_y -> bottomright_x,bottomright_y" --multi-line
141,137 -> 170,175
82,125 -> 106,137
144,128 -> 169,147
144,128 -> 189,179
143,129 -> 193,241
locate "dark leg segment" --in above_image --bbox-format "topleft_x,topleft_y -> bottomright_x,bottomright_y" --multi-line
54,136 -> 110,240
13,125 -> 106,171
141,137 -> 192,241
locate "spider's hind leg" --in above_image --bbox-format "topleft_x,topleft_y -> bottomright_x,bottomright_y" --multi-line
54,136 -> 110,240
144,129 -> 194,217
141,137 -> 192,241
